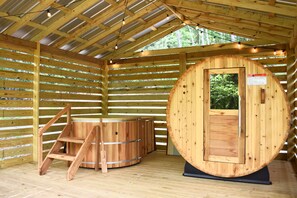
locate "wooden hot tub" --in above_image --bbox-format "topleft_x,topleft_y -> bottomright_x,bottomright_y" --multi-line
68,117 -> 155,169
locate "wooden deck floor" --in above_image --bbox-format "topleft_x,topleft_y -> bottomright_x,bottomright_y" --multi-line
0,151 -> 296,198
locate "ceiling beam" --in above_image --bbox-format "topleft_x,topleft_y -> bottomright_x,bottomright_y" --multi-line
195,21 -> 289,43
202,0 -> 297,17
0,0 -> 8,7
88,12 -> 173,56
180,9 -> 292,38
114,40 -> 278,58
3,0 -> 56,35
164,0 -> 296,29
72,2 -> 164,53
30,0 -> 99,42
52,0 -> 138,48
104,20 -> 181,59
0,11 -> 102,49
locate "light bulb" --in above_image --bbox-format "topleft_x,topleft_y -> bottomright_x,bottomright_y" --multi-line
182,21 -> 186,26
166,14 -> 169,20
115,44 -> 118,50
122,19 -> 125,25
195,24 -> 199,30
273,49 -> 277,55
237,42 -> 241,49
252,47 -> 257,53
109,59 -> 113,64
47,9 -> 52,18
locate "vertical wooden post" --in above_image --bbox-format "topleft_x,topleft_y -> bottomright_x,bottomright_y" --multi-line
167,53 -> 187,156
33,42 -> 40,166
179,52 -> 187,76
102,61 -> 109,116
286,47 -> 297,162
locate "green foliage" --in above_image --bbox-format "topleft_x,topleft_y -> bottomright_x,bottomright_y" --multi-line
210,74 -> 239,109
140,26 -> 249,51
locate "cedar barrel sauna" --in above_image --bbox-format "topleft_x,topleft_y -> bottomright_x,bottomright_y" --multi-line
167,56 -> 291,178
69,117 -> 155,169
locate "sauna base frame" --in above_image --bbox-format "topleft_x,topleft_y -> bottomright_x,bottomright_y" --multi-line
183,161 -> 271,185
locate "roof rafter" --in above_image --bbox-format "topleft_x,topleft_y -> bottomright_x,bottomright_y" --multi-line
88,11 -> 173,56
104,19 -> 181,59
0,0 -> 8,7
164,0 -> 296,29
203,0 -> 297,17
72,1 -> 164,53
4,0 -> 56,35
180,9 -> 292,39
52,0 -> 138,48
30,0 -> 99,42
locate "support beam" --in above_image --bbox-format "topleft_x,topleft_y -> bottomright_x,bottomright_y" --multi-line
33,42 -> 41,166
179,53 -> 187,75
4,0 -> 56,35
286,47 -> 297,161
0,0 -> 8,7
201,0 -> 297,17
52,0 -> 138,48
88,12 -> 173,56
31,0 -> 98,42
117,40 -> 277,58
104,20 -> 181,59
101,61 -> 109,116
72,2 -> 163,53
164,0 -> 296,29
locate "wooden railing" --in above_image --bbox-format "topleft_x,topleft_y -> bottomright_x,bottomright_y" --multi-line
38,104 -> 71,169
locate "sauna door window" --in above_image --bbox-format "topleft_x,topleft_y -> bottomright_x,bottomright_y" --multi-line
203,68 -> 246,164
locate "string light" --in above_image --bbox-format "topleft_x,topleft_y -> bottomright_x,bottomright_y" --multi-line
252,47 -> 257,53
122,19 -> 125,25
281,49 -> 285,56
115,44 -> 118,50
109,59 -> 113,64
237,42 -> 241,49
274,49 -> 277,55
166,14 -> 170,20
46,9 -> 52,18
182,21 -> 186,26
195,24 -> 199,30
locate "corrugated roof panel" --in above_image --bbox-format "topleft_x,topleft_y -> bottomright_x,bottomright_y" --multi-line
133,27 -> 152,40
40,33 -> 62,45
97,33 -> 118,45
0,0 -> 39,17
121,20 -> 140,33
82,0 -> 110,19
0,18 -> 14,33
80,26 -> 103,40
11,25 -> 36,38
60,40 -> 83,51
18,28 -> 42,40
128,0 -> 149,13
142,6 -> 166,21
78,45 -> 98,55
59,17 -> 86,34
102,11 -> 124,27
32,8 -> 62,26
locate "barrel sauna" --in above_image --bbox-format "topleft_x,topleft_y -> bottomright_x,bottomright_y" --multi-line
167,56 -> 290,177
69,117 -> 154,169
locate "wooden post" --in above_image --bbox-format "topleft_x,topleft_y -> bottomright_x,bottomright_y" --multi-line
286,47 -> 297,162
179,52 -> 187,76
33,42 -> 40,167
102,61 -> 109,116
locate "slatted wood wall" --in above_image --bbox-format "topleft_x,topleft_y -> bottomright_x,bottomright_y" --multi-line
38,51 -> 103,157
0,43 -> 34,168
0,35 -> 296,168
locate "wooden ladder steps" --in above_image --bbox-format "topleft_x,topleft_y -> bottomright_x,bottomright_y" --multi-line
48,153 -> 76,161
58,137 -> 84,144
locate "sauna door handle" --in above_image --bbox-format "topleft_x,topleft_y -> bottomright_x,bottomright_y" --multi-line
238,95 -> 241,138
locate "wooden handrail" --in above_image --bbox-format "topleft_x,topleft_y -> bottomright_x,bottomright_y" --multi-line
38,104 -> 71,169
38,104 -> 71,136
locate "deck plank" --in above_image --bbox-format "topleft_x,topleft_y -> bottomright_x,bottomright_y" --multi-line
0,151 -> 296,198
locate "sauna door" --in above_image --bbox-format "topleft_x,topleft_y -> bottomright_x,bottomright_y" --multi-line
203,68 -> 246,164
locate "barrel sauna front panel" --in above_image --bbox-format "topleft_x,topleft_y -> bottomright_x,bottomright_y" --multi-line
167,56 -> 290,177
70,118 -> 141,169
